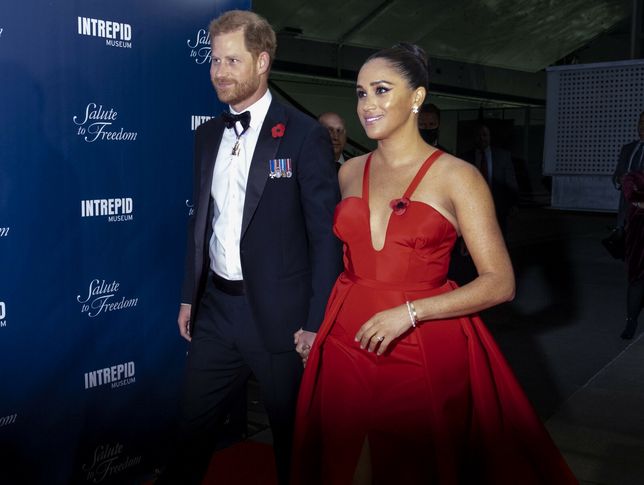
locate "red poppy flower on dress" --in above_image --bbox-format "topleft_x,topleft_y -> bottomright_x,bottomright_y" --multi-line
389,197 -> 411,216
271,123 -> 286,138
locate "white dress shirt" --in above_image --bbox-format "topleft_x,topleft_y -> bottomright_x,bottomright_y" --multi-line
209,89 -> 272,280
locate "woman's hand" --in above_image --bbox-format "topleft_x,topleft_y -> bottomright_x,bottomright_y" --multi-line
294,328 -> 316,367
355,305 -> 413,355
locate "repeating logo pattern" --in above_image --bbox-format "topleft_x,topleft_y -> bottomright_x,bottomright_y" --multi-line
77,279 -> 139,318
81,198 -> 134,222
77,16 -> 133,49
84,361 -> 136,390
191,115 -> 213,131
81,442 -> 142,483
73,103 -> 138,143
0,413 -> 17,428
187,28 -> 211,64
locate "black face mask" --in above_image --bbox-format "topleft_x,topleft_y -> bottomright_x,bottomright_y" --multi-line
419,128 -> 439,145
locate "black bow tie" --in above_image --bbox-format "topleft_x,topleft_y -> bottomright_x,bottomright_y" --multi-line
222,110 -> 251,132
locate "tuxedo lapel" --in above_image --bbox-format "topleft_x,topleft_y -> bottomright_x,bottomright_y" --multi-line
241,101 -> 285,239
197,120 -> 224,232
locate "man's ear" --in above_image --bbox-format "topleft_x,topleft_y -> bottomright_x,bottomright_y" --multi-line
257,52 -> 270,75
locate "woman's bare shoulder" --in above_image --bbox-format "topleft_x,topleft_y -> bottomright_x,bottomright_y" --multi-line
342,153 -> 370,170
339,153 -> 370,188
430,152 -> 482,186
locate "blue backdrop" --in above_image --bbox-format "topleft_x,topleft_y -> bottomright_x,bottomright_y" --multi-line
0,1 -> 248,483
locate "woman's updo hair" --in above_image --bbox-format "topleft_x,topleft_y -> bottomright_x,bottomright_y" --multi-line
365,42 -> 429,90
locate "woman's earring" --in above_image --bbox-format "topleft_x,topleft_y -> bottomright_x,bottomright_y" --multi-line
412,106 -> 419,114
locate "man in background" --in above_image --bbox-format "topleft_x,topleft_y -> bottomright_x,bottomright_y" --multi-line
318,111 -> 347,170
463,123 -> 518,236
418,103 -> 448,152
613,111 -> 644,229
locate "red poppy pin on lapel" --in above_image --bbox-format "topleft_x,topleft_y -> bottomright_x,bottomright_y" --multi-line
271,123 -> 285,138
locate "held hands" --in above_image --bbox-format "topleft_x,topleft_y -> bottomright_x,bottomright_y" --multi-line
294,328 -> 317,367
177,304 -> 192,342
355,304 -> 414,356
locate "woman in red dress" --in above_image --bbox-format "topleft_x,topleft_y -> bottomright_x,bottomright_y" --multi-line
292,43 -> 577,485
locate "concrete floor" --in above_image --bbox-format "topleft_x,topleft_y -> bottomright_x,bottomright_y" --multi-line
499,208 -> 644,485
246,207 -> 644,485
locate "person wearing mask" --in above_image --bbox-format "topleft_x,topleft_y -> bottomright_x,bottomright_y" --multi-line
318,111 -> 348,170
418,103 -> 448,152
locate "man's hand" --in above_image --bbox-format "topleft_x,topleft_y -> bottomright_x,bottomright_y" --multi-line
294,328 -> 317,367
178,304 -> 192,342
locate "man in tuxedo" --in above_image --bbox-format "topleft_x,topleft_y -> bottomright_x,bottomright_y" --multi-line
159,10 -> 341,485
462,123 -> 518,235
318,111 -> 347,170
612,111 -> 644,229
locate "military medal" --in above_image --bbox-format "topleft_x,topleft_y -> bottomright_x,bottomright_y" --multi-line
269,159 -> 280,178
232,139 -> 241,156
269,158 -> 292,179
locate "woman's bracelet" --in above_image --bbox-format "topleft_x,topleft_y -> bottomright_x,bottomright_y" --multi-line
405,300 -> 418,328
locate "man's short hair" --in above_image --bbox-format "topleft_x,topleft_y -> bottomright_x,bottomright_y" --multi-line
420,103 -> 440,120
209,10 -> 277,66
318,112 -> 346,127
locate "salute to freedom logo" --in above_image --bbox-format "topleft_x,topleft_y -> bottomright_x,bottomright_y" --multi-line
0,301 -> 6,328
0,413 -> 17,428
81,442 -> 142,483
73,103 -> 138,143
187,28 -> 211,64
77,279 -> 138,318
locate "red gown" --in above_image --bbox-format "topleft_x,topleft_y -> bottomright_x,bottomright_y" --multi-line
292,151 -> 578,485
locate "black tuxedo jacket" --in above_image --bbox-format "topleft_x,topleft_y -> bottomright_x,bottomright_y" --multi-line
613,140 -> 643,188
462,146 -> 518,221
181,98 -> 342,352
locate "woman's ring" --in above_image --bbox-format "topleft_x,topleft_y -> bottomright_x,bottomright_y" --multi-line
377,336 -> 385,342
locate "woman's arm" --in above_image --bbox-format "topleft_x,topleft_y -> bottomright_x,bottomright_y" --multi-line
414,160 -> 515,320
356,160 -> 515,354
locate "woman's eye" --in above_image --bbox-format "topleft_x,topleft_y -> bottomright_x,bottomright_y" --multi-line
356,90 -> 366,98
376,86 -> 390,95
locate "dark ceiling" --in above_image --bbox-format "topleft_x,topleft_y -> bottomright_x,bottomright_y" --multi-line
255,0 -> 631,72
